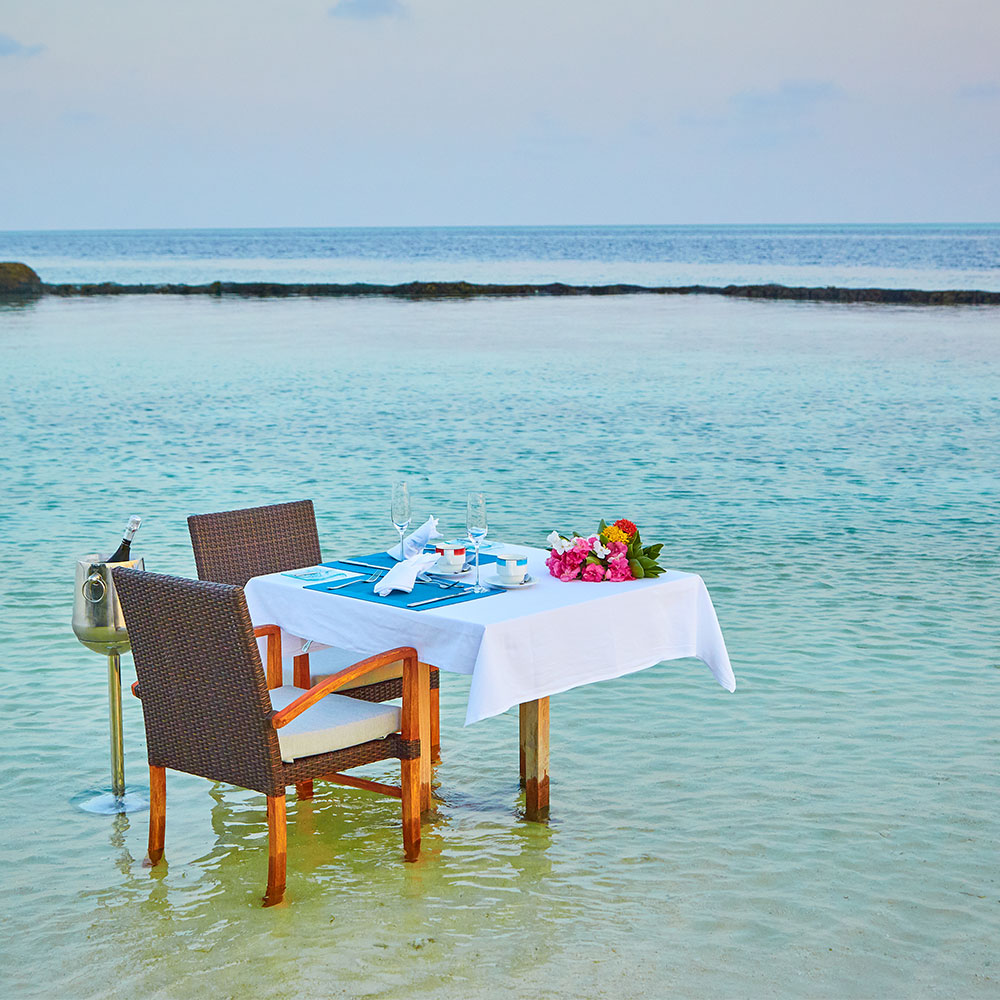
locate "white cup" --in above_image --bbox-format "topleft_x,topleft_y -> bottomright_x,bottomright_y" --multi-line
434,540 -> 467,571
494,551 -> 528,585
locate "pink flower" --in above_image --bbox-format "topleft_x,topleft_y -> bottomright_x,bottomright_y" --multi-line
608,541 -> 627,559
582,562 -> 605,583
605,557 -> 634,582
547,552 -> 583,581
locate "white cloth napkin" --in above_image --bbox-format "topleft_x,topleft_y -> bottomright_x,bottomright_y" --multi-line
387,515 -> 442,561
374,552 -> 441,596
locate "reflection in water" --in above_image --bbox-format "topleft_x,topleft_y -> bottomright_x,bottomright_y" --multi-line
109,814 -> 135,876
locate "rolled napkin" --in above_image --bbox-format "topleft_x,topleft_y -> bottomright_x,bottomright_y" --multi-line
374,552 -> 441,596
387,515 -> 442,561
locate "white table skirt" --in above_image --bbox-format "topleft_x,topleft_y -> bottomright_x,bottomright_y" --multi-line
244,546 -> 736,725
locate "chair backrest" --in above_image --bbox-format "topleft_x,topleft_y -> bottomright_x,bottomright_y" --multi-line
113,568 -> 284,796
187,499 -> 322,586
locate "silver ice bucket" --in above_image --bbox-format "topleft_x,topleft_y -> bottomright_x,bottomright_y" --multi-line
72,554 -> 145,654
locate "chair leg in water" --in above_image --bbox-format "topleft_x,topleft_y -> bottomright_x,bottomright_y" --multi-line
145,765 -> 166,866
401,757 -> 421,862
264,794 -> 287,907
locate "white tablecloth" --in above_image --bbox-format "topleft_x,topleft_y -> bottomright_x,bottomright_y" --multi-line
244,546 -> 736,725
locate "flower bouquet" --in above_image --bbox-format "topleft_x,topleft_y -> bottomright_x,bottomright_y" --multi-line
545,518 -> 665,582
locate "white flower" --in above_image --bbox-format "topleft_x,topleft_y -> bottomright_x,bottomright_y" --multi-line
547,531 -> 573,555
591,537 -> 611,560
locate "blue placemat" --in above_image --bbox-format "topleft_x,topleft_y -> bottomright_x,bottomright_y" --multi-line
325,548 -> 498,571
305,551 -> 505,611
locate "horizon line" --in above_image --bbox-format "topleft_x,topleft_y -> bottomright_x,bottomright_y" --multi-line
3,220 -> 1000,236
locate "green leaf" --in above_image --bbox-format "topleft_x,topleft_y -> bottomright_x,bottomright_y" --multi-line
629,559 -> 644,578
598,519 -> 608,533
645,543 -> 663,559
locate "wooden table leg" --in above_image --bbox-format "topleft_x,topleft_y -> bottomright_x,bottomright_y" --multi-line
417,661 -> 432,812
518,703 -> 527,788
519,697 -> 549,821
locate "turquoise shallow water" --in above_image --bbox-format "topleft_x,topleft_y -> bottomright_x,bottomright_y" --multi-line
0,292 -> 998,998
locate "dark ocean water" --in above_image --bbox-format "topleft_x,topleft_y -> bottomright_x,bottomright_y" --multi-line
2,223 -> 999,289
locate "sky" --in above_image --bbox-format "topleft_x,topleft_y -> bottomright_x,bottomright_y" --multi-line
1,0 -> 998,229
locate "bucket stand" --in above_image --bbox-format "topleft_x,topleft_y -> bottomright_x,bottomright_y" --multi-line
72,555 -> 148,815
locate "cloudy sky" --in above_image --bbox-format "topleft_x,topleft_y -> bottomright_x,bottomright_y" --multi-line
1,0 -> 998,229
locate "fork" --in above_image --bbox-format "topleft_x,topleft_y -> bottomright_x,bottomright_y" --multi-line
327,570 -> 382,591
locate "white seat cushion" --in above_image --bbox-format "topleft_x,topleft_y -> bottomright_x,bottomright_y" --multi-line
269,685 -> 402,764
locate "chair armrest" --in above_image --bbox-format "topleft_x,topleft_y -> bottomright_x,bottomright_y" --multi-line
271,646 -> 418,729
254,624 -> 283,688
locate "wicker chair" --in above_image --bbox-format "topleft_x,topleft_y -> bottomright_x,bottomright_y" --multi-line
113,567 -> 425,907
187,500 -> 441,774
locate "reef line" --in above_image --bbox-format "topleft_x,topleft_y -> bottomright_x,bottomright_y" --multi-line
34,280 -> 1000,306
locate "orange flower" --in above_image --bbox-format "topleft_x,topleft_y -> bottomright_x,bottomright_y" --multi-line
614,518 -> 638,539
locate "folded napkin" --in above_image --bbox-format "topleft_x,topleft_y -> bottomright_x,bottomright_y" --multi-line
374,552 -> 441,596
387,515 -> 442,561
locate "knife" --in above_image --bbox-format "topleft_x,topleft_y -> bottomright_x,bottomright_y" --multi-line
334,559 -> 390,571
406,589 -> 473,609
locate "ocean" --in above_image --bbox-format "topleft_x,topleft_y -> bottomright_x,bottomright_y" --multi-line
0,225 -> 998,998
3,222 -> 1000,289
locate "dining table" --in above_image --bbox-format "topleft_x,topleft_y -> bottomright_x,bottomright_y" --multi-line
243,543 -> 736,821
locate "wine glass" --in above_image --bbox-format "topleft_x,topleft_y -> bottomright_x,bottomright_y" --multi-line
466,491 -> 489,593
391,481 -> 411,561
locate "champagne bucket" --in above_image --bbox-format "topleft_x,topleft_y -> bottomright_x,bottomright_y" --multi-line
72,552 -> 147,810
72,554 -> 144,654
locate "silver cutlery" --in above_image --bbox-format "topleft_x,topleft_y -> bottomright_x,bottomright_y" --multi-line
406,589 -> 473,609
336,559 -> 391,571
326,571 -> 382,590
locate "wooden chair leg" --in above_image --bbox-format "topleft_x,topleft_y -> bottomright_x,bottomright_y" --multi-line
430,674 -> 441,762
417,662 -> 432,812
263,794 -> 287,907
145,765 -> 166,866
401,757 -> 421,862
293,653 -> 311,689
295,780 -> 314,800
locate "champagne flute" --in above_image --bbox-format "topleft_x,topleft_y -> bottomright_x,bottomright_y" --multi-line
391,481 -> 411,561
466,491 -> 488,593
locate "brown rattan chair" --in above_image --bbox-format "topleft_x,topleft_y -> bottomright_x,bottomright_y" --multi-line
113,567 -> 425,907
187,500 -> 441,771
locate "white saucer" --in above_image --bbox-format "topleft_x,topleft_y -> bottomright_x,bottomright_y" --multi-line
489,572 -> 537,590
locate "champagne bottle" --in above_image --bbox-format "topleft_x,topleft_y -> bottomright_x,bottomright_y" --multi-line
107,515 -> 142,563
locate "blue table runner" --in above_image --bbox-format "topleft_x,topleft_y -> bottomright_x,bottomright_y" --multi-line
304,550 -> 504,611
